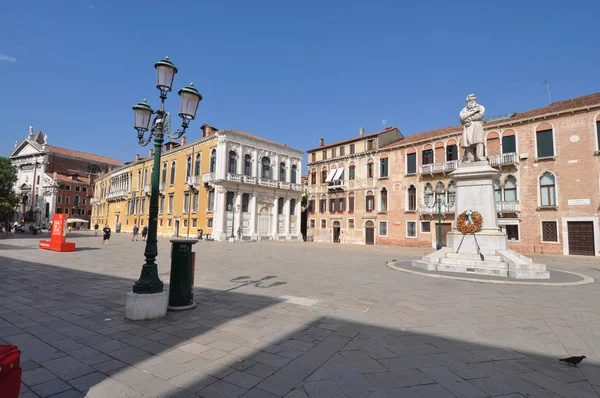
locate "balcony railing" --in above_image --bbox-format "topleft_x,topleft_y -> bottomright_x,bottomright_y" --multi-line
290,183 -> 302,191
243,176 -> 257,184
279,182 -> 291,189
187,175 -> 202,187
90,197 -> 101,205
226,173 -> 242,182
202,172 -> 216,184
420,160 -> 458,174
106,190 -> 128,201
328,180 -> 346,190
159,182 -> 166,193
488,152 -> 518,167
420,203 -> 455,214
258,178 -> 278,187
496,200 -> 519,213
144,184 -> 151,195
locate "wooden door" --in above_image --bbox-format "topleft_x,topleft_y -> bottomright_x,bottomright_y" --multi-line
365,227 -> 374,245
567,222 -> 595,256
435,223 -> 452,246
333,227 -> 340,243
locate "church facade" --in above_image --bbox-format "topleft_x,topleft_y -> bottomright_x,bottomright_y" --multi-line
7,126 -> 123,226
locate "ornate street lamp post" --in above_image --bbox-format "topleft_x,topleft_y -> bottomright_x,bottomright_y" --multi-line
131,57 -> 202,295
425,184 -> 455,250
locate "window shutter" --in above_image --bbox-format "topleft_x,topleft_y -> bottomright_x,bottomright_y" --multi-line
536,130 -> 554,158
502,136 -> 516,154
407,153 -> 416,174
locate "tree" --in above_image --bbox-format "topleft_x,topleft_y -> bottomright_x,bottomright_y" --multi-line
0,157 -> 19,219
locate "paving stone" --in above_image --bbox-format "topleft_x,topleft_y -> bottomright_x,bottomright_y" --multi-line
340,349 -> 388,374
168,370 -> 218,393
224,370 -> 264,389
22,367 -> 57,387
366,369 -> 434,390
45,389 -> 86,398
178,342 -> 211,355
30,378 -> 72,397
419,366 -> 487,398
110,366 -> 157,387
290,335 -> 350,371
256,364 -> 314,396
68,346 -> 113,365
323,362 -> 376,394
144,360 -> 190,380
110,346 -> 150,363
245,362 -> 280,378
68,371 -> 107,392
42,355 -> 96,381
281,339 -> 315,352
198,379 -> 248,398
302,380 -> 346,398
86,378 -> 136,398
92,358 -> 127,373
410,384 -> 457,397
252,351 -> 292,368
132,377 -> 177,398
160,388 -> 200,398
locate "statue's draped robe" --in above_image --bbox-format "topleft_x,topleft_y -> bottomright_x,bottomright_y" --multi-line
460,105 -> 485,147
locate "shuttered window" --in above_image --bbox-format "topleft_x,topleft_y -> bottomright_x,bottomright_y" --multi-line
502,135 -> 516,154
406,153 -> 416,174
380,158 -> 389,177
536,129 -> 554,158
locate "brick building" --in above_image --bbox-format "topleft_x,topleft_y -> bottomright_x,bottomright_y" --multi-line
8,125 -> 123,226
306,92 -> 600,256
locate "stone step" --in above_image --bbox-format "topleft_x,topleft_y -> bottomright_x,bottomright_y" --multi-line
509,269 -> 551,279
439,257 -> 508,268
437,264 -> 509,277
446,252 -> 504,262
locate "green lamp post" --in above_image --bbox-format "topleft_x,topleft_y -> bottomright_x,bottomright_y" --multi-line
131,56 -> 203,294
425,183 -> 455,250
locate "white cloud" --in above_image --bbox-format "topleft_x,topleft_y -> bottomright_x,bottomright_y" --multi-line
0,54 -> 17,63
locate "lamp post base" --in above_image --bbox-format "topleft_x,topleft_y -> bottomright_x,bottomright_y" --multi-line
125,291 -> 168,320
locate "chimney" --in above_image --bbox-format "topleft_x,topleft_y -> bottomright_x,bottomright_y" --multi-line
148,149 -> 153,157
360,128 -> 364,137
319,138 -> 324,147
181,136 -> 186,145
135,154 -> 140,161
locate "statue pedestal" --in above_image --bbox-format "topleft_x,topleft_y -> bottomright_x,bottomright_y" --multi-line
413,161 -> 549,279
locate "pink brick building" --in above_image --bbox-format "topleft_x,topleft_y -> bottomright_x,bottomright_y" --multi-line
306,92 -> 600,256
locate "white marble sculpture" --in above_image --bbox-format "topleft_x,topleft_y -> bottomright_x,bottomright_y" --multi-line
459,94 -> 486,162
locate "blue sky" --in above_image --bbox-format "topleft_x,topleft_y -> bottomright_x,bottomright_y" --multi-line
1,0 -> 599,165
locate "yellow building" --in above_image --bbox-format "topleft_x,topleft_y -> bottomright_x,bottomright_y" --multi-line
91,125 -> 304,241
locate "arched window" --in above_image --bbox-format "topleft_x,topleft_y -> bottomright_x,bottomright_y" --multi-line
349,165 -> 355,180
244,154 -> 252,176
367,161 -> 374,178
321,168 -> 328,183
210,149 -> 216,173
138,170 -> 142,188
447,181 -> 456,205
494,179 -> 502,202
540,172 -> 556,206
74,195 -> 80,207
143,169 -> 148,186
279,162 -> 286,181
161,163 -> 167,183
170,161 -> 176,185
291,165 -> 297,184
228,151 -> 238,174
423,183 -> 434,207
186,156 -> 192,178
194,154 -> 201,176
504,176 -> 517,202
262,157 -> 271,179
380,188 -> 388,212
407,185 -> 416,211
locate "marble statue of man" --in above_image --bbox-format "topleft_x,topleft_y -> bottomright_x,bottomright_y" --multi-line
459,94 -> 486,162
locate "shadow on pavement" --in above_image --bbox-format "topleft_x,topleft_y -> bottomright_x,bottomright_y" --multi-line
0,255 -> 599,397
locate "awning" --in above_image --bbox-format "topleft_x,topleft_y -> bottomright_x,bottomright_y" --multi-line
66,218 -> 90,223
325,169 -> 337,182
332,167 -> 345,181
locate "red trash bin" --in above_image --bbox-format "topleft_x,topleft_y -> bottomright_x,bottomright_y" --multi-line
0,345 -> 22,398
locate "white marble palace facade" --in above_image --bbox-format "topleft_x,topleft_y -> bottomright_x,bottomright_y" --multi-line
208,130 -> 304,241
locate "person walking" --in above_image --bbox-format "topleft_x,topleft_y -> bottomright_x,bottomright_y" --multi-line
94,223 -> 99,236
236,227 -> 242,243
102,224 -> 111,245
132,225 -> 139,241
141,225 -> 148,241
5,221 -> 11,237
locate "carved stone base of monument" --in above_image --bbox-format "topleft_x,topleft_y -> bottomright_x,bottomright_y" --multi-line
413,161 -> 550,279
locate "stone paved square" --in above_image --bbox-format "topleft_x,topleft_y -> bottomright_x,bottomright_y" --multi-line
1,232 -> 599,397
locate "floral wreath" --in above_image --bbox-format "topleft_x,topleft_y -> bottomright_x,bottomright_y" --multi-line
457,210 -> 483,234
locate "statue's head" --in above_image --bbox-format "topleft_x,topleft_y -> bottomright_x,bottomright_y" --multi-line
466,94 -> 477,108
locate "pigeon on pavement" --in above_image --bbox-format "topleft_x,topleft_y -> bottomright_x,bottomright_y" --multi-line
559,356 -> 586,366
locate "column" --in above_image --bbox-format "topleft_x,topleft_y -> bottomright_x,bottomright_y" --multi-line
284,197 -> 291,238
250,192 -> 257,240
271,196 -> 279,240
235,191 -> 242,239
217,141 -> 228,180
213,186 -> 227,241
273,154 -> 279,181
238,147 -> 244,177
295,197 -> 302,237
253,149 -> 259,178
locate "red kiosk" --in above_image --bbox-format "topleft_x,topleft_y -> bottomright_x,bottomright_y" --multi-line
39,214 -> 76,252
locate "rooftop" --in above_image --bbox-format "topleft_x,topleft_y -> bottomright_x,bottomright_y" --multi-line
307,127 -> 399,153
47,145 -> 123,166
